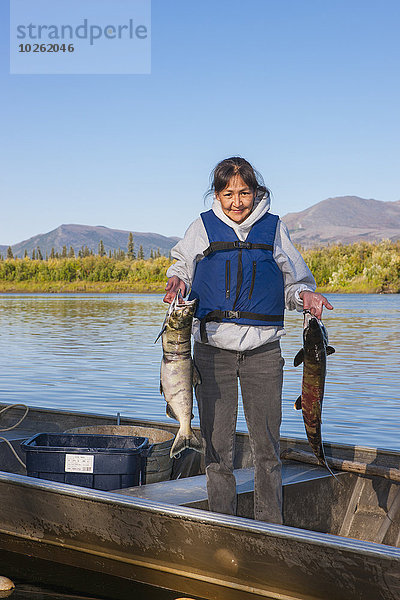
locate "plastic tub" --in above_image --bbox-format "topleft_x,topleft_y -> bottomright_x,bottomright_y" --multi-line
21,432 -> 148,491
66,425 -> 175,484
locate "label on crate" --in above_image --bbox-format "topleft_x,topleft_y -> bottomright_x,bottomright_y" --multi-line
65,453 -> 94,473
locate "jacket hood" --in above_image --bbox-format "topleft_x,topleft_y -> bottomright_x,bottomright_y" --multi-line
211,193 -> 271,240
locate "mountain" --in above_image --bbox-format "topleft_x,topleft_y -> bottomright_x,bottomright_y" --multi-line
2,196 -> 400,257
282,196 -> 400,248
0,224 -> 180,259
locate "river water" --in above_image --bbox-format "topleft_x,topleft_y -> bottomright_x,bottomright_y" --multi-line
0,292 -> 399,600
0,292 -> 399,452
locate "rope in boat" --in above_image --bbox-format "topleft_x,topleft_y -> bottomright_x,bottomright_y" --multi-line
0,404 -> 29,469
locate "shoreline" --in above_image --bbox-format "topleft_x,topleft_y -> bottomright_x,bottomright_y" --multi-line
0,281 -> 165,294
0,281 -> 398,294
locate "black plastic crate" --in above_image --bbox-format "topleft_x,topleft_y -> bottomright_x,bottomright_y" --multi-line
21,432 -> 148,491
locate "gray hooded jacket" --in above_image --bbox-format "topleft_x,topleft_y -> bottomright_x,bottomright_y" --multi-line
167,195 -> 316,351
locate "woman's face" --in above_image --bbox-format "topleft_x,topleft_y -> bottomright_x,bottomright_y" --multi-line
217,175 -> 255,224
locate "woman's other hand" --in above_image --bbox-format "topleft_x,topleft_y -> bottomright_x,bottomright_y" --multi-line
163,276 -> 186,304
299,291 -> 333,320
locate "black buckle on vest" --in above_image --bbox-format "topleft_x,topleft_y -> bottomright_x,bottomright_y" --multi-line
225,310 -> 240,319
234,241 -> 252,249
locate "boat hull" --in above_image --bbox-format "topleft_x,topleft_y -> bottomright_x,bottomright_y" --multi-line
0,472 -> 399,600
0,403 -> 399,600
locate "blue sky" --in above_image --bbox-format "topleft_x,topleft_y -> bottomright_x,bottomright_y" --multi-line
1,0 -> 399,244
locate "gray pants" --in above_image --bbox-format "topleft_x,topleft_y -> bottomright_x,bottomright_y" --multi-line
194,340 -> 284,524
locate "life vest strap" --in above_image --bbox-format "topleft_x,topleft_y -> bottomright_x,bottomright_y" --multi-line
203,241 -> 273,257
199,310 -> 284,343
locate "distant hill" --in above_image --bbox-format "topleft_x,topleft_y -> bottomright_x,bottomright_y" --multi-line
282,196 -> 400,248
0,224 -> 180,259
2,196 -> 400,257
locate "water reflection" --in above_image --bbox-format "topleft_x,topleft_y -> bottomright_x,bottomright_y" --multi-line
0,293 -> 399,451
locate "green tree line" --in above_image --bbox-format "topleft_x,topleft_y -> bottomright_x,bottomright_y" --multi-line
0,255 -> 171,284
302,239 -> 400,293
2,232 -> 166,262
0,240 -> 399,293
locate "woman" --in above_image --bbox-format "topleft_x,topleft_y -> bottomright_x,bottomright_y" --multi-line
163,157 -> 332,524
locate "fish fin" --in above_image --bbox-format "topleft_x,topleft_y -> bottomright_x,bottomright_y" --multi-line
155,292 -> 180,343
327,346 -> 335,355
294,395 -> 302,410
159,380 -> 163,395
293,349 -> 304,367
166,404 -> 178,421
170,428 -> 203,458
154,325 -> 166,344
192,365 -> 201,388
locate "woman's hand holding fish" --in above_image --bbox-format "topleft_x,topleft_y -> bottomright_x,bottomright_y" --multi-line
300,291 -> 333,320
163,276 -> 186,304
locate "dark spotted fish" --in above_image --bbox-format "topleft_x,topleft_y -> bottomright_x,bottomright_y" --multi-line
294,311 -> 335,472
156,292 -> 203,458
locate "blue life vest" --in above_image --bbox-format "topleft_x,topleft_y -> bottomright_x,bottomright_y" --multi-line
189,210 -> 285,342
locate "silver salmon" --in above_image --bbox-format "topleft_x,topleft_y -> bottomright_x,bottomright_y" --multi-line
157,292 -> 203,458
294,311 -> 335,472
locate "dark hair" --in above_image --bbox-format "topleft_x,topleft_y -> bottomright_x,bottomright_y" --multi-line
205,157 -> 270,201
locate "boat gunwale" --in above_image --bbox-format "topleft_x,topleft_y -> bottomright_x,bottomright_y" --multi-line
2,401 -> 399,460
0,469 -> 399,561
281,435 -> 400,459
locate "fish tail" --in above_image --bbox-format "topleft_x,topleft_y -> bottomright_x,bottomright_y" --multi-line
319,451 -> 342,484
170,428 -> 203,459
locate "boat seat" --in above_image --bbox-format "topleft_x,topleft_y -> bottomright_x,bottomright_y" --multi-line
113,461 -> 348,517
